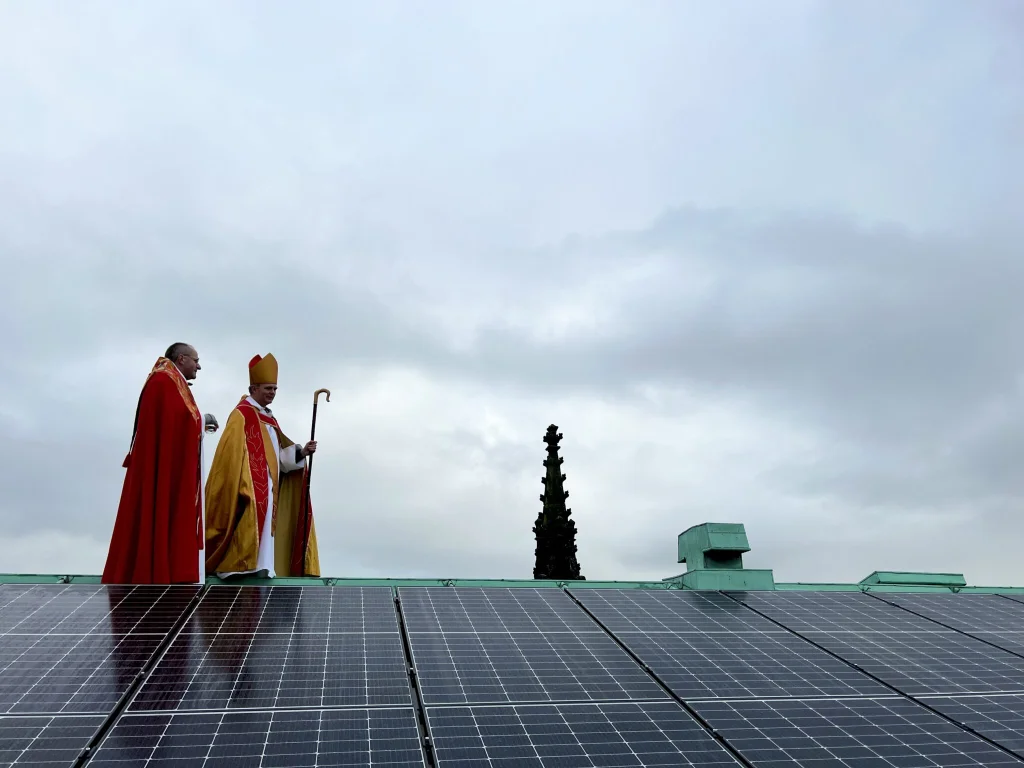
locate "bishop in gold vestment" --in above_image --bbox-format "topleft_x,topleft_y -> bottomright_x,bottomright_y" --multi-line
205,353 -> 320,578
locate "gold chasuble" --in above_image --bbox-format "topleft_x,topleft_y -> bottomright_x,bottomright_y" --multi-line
205,354 -> 320,577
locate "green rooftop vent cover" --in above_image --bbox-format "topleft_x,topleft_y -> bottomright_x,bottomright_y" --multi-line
859,571 -> 967,588
668,522 -> 775,591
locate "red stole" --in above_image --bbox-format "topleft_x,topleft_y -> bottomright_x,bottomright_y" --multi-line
235,398 -> 282,541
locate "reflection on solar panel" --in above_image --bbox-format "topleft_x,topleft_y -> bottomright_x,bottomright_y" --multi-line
401,587 -> 670,708
400,587 -> 598,634
878,592 -> 1024,633
426,702 -> 741,767
131,631 -> 411,711
573,589 -> 892,700
0,585 -> 200,635
574,588 -> 772,634
185,584 -> 399,634
409,631 -> 667,706
924,694 -> 1024,758
614,630 -> 891,699
129,585 -> 412,712
731,590 -> 942,632
799,630 -> 1024,695
692,697 -> 1023,767
0,586 -> 198,719
0,634 -> 162,714
10,582 -> 1024,767
0,714 -> 104,767
976,633 -> 1024,657
89,708 -> 426,767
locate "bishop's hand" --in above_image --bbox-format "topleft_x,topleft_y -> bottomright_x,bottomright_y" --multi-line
302,440 -> 317,456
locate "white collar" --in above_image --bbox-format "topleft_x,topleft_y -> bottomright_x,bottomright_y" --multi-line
246,395 -> 272,415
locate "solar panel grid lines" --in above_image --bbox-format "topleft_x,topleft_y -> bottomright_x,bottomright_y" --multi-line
127,586 -> 414,713
0,714 -> 106,767
796,630 -> 1024,696
566,588 -> 908,703
398,586 -> 602,634
406,629 -> 669,707
399,587 -> 679,709
424,701 -> 744,768
920,693 -> 1024,758
0,585 -> 204,721
690,696 -> 1024,768
728,589 -> 946,633
0,584 -> 200,636
870,591 -> 1024,634
612,630 -> 894,701
973,633 -> 1024,658
86,707 -> 428,767
187,585 -> 400,635
571,587 -> 782,634
0,633 -> 165,716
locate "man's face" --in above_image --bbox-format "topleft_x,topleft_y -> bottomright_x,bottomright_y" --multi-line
251,383 -> 277,407
176,348 -> 201,380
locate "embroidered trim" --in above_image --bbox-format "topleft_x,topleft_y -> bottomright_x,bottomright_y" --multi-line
237,401 -> 271,540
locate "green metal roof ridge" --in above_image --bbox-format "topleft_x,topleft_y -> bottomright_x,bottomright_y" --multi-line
0,573 -> 674,589
774,581 -> 1024,594
3,572 -> 1024,593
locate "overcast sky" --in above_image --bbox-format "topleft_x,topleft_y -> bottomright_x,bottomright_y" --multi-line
2,0 -> 1022,586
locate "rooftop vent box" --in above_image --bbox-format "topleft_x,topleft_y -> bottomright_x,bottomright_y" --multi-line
672,522 -> 775,591
678,522 -> 750,568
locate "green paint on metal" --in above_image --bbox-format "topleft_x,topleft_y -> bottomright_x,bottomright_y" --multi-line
678,522 -> 750,569
667,568 -> 776,591
200,575 -> 673,589
859,571 -> 967,588
1,572 -> 1024,594
0,574 -> 103,584
674,522 -> 775,590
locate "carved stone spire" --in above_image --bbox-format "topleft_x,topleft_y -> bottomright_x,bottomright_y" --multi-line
532,424 -> 584,580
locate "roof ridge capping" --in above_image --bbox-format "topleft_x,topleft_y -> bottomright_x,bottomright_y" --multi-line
663,522 -> 776,590
859,570 -> 967,589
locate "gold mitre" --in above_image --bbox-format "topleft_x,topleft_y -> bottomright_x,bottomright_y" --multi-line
248,353 -> 278,385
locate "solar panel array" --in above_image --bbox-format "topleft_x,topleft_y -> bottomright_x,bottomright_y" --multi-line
3,583 -> 1024,766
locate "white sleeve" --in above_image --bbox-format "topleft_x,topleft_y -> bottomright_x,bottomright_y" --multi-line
280,443 -> 306,473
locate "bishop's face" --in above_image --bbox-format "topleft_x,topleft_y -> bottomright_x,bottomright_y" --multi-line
251,383 -> 277,408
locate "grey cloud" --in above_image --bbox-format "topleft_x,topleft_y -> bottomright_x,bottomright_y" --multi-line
2,1 -> 1022,583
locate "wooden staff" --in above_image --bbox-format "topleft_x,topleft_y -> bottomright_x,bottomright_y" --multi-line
298,388 -> 330,574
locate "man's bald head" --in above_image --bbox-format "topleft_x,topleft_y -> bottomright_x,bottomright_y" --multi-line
165,343 -> 201,380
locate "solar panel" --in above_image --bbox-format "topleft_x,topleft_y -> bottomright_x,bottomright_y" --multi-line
614,630 -> 892,700
88,707 -> 426,767
923,694 -> 1024,758
572,588 -> 774,634
0,585 -> 199,718
400,587 -> 668,708
408,630 -> 668,706
730,589 -> 942,632
691,696 -> 1023,767
184,584 -> 399,634
570,589 -> 894,701
0,633 -> 163,715
0,584 -> 200,635
877,592 -> 1024,633
801,630 -> 1024,695
425,701 -> 741,767
0,714 -> 104,767
398,587 -> 600,634
129,586 -> 412,712
973,633 -> 1024,658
